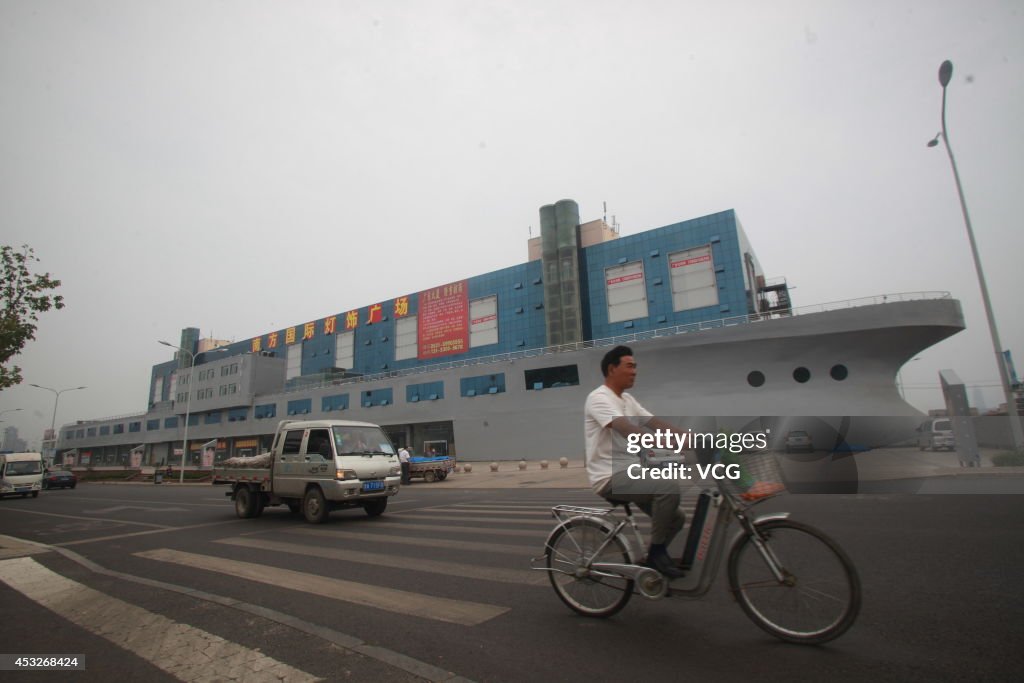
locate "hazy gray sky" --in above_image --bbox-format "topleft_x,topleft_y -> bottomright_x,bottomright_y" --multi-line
2,1 -> 1022,447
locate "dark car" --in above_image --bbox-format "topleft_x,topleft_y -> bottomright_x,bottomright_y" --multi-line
43,469 -> 77,490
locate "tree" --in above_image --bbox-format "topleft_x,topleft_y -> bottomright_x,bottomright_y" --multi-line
1,245 -> 64,389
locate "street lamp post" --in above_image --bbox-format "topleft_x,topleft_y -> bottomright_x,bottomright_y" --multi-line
159,341 -> 228,484
27,385 -> 87,458
928,59 -> 1024,453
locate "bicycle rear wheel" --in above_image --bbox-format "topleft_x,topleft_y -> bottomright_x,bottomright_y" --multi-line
728,519 -> 860,644
546,518 -> 634,618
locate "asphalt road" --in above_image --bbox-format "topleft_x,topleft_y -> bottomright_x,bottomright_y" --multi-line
1,480 -> 1023,682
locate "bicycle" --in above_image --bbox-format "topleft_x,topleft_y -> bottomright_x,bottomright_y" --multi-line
531,450 -> 861,645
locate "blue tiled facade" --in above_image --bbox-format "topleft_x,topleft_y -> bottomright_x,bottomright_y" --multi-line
149,208 -> 753,400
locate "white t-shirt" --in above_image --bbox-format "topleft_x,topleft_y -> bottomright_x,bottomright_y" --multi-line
398,448 -> 410,463
584,384 -> 653,492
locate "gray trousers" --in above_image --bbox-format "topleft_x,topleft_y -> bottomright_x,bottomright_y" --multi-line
598,469 -> 685,546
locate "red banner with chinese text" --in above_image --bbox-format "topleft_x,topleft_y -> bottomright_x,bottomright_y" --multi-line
418,280 -> 469,359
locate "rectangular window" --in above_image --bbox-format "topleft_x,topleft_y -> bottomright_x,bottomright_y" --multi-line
65,430 -> 74,440
113,424 -> 124,435
335,331 -> 355,372
205,412 -> 222,425
286,343 -> 302,381
361,388 -> 393,407
281,430 -> 304,455
287,398 -> 312,416
605,261 -> 648,323
525,364 -> 580,390
147,419 -> 160,431
100,426 -> 110,436
669,245 -> 719,312
152,376 -> 164,405
164,417 -> 178,429
407,381 -> 444,402
188,414 -> 199,426
460,373 -> 506,397
254,404 -> 277,420
228,408 -> 247,422
322,394 -> 350,411
129,422 -> 141,433
87,427 -> 96,437
395,316 -> 418,361
470,295 -> 498,348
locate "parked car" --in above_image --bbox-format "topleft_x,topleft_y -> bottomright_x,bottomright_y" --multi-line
43,469 -> 78,490
917,418 -> 955,451
784,430 -> 814,453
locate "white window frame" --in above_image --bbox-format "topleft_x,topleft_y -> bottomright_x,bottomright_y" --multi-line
470,296 -> 498,348
395,316 -> 418,361
605,261 -> 648,324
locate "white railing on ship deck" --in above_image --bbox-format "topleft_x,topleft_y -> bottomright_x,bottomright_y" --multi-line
289,290 -> 953,393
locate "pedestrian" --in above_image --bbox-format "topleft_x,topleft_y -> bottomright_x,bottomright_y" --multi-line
398,446 -> 411,484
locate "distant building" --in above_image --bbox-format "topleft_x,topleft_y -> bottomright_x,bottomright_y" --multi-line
2,426 -> 28,453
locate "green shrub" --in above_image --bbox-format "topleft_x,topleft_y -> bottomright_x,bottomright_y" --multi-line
992,451 -> 1024,467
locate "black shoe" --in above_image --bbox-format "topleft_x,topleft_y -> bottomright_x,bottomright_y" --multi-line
645,550 -> 685,580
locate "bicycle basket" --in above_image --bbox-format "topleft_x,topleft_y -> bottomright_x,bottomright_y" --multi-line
719,451 -> 787,503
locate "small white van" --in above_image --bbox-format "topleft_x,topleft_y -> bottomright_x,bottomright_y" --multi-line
917,419 -> 955,451
0,452 -> 44,498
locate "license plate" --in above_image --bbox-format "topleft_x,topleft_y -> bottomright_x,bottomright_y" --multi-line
362,480 -> 384,492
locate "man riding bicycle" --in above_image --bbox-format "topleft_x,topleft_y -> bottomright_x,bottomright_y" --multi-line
584,345 -> 692,579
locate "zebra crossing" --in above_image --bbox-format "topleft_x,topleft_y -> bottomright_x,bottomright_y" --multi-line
1,490 -> 703,681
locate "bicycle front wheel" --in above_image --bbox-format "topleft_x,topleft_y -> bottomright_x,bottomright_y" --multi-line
546,518 -> 634,618
728,519 -> 860,644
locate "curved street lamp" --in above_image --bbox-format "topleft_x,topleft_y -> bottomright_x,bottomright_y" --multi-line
928,59 -> 1023,452
27,385 -> 87,457
159,340 -> 229,484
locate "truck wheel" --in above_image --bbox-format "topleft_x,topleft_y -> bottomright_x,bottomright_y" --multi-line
438,471 -> 448,481
363,498 -> 387,517
424,470 -> 437,483
235,486 -> 258,518
254,492 -> 266,517
303,487 -> 329,524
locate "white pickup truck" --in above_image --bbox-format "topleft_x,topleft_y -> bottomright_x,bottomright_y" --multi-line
212,419 -> 401,523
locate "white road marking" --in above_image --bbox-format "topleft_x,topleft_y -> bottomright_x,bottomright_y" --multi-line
0,556 -> 319,683
384,513 -> 554,526
289,526 -> 534,556
215,536 -> 546,586
82,506 -> 191,514
136,548 -> 509,626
